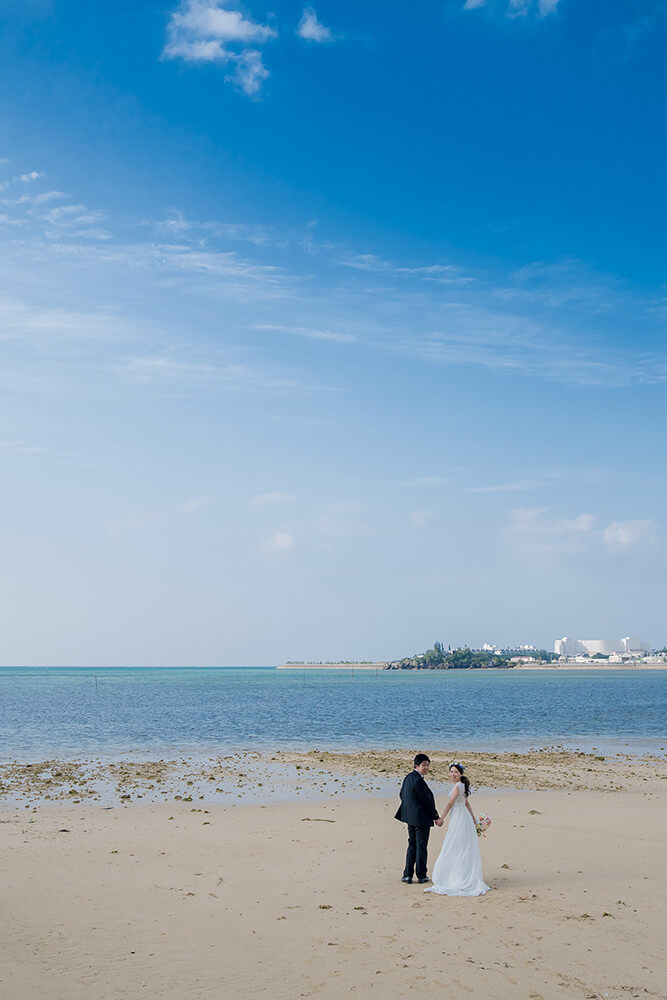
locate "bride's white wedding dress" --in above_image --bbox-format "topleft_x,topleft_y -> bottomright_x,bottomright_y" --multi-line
425,781 -> 490,897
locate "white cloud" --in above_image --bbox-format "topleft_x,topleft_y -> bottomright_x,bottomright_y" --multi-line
268,531 -> 294,551
538,0 -> 560,15
32,190 -> 67,205
20,171 -> 43,183
603,519 -> 655,548
250,491 -> 296,506
567,514 -> 596,532
463,0 -> 486,8
163,0 -> 275,95
297,7 -> 334,42
225,48 -> 269,96
166,0 -> 275,45
39,203 -> 86,222
506,0 -> 559,16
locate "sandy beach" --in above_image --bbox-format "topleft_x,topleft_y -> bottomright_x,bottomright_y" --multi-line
2,751 -> 665,1000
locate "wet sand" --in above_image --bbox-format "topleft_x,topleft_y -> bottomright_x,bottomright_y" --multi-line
2,747 -> 664,807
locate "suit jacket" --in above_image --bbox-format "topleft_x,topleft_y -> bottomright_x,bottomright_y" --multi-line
394,769 -> 439,827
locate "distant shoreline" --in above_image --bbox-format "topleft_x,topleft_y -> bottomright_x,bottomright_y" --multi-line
278,662 -> 387,670
279,661 -> 666,671
512,662 -> 667,670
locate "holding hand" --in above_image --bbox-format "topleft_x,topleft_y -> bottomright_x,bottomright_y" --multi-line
435,817 -> 444,827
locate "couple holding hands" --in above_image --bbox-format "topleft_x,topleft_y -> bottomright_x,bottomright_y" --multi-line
395,753 -> 490,897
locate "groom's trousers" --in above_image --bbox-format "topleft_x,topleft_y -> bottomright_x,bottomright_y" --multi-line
403,825 -> 430,880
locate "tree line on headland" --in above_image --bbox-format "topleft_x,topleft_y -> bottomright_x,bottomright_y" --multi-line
386,641 -> 558,670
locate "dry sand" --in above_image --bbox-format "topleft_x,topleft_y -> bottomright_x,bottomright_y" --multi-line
2,764 -> 665,999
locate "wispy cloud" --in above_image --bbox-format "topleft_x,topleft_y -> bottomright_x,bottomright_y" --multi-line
120,357 -> 298,392
0,296 -> 143,343
3,170 -> 667,392
267,530 -> 294,552
109,496 -> 212,535
250,491 -> 296,506
297,7 -> 335,43
163,0 -> 276,95
469,479 -> 543,493
338,252 -> 473,284
255,323 -> 356,344
181,496 -> 211,514
3,190 -> 67,208
0,439 -> 47,455
463,0 -> 561,17
409,510 -> 432,526
603,519 -> 656,549
403,476 -> 448,489
395,300 -> 667,387
151,211 -> 273,246
507,507 -> 659,565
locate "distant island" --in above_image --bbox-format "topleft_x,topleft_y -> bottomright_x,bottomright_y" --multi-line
280,643 -> 560,671
386,641 -> 557,670
279,641 -> 666,671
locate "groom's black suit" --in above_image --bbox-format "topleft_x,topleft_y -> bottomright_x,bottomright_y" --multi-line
395,769 -> 439,881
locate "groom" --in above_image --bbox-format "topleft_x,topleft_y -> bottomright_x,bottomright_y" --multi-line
394,753 -> 443,884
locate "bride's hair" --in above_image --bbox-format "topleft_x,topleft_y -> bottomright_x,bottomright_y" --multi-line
450,762 -> 471,797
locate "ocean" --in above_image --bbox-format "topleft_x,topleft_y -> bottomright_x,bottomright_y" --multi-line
1,666 -> 665,760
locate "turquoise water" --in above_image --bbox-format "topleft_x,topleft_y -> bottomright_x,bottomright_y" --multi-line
1,667 -> 665,760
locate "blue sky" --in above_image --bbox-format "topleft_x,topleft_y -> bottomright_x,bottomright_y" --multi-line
1,0 -> 665,664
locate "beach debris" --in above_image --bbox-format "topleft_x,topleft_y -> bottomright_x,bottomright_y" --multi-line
528,809 -> 541,815
58,828 -> 70,833
301,817 -> 335,823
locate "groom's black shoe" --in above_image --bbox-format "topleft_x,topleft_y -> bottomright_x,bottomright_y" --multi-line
401,876 -> 413,884
417,877 -> 431,884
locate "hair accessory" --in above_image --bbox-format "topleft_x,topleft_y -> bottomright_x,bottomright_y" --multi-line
449,761 -> 465,773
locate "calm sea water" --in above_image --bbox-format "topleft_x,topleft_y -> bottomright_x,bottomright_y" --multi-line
1,667 -> 665,760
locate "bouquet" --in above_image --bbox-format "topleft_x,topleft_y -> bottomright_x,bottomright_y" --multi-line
476,814 -> 492,838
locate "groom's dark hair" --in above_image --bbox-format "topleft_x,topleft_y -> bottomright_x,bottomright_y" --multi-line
414,753 -> 430,767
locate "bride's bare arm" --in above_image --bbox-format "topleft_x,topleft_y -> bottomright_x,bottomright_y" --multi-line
439,783 -> 459,821
465,797 -> 477,825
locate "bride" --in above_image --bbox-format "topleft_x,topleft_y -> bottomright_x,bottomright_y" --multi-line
424,762 -> 490,897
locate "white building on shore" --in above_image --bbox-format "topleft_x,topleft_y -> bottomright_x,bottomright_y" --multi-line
554,636 -> 649,657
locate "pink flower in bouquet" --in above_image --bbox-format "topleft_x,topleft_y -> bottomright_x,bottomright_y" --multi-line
476,813 -> 491,837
